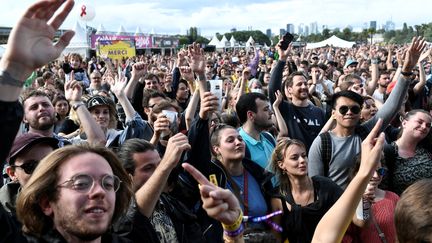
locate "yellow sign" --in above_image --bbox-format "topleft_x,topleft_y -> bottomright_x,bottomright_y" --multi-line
97,39 -> 136,60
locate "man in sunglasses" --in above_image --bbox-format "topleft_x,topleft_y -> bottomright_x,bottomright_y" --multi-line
308,37 -> 427,189
1,133 -> 58,218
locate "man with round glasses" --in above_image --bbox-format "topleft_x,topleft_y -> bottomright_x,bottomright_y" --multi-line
308,36 -> 427,189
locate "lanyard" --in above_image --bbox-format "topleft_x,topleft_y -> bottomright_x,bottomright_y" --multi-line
243,169 -> 249,216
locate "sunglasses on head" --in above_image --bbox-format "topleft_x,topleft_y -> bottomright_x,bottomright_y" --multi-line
11,159 -> 39,174
338,105 -> 361,115
376,167 -> 388,177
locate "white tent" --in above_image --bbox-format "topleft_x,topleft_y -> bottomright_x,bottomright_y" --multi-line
117,25 -> 127,35
220,35 -> 229,48
63,21 -> 89,58
208,34 -> 220,47
306,35 -> 355,49
229,35 -> 237,48
134,26 -> 144,36
245,36 -> 255,47
95,23 -> 106,34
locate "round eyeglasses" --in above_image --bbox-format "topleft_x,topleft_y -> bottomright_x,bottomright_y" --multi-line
57,174 -> 122,193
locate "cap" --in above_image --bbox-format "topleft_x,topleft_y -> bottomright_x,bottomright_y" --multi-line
344,59 -> 359,69
8,133 -> 59,165
86,95 -> 115,110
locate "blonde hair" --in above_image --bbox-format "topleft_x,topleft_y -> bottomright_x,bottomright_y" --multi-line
16,144 -> 133,237
269,138 -> 307,195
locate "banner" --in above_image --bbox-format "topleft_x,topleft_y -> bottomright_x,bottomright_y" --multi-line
96,39 -> 136,60
153,37 -> 179,48
91,34 -> 153,49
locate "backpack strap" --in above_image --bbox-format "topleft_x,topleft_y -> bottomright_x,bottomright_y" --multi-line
262,131 -> 276,147
319,132 -> 332,177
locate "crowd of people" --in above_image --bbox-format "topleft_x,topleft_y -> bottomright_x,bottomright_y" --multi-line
1,0 -> 432,242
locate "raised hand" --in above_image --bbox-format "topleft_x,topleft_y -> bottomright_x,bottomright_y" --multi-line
0,0 -> 75,81
199,92 -> 219,120
403,36 -> 427,72
359,119 -> 385,177
153,113 -> 170,137
187,42 -> 205,76
109,75 -> 127,98
276,40 -> 292,62
65,73 -> 83,103
161,133 -> 191,169
273,90 -> 284,108
131,62 -> 147,79
182,163 -> 241,225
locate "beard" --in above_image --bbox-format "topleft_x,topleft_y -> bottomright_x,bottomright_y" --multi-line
54,204 -> 112,241
27,115 -> 56,131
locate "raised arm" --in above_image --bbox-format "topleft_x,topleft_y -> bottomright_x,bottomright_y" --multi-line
366,47 -> 379,96
0,0 -> 75,168
272,90 -> 288,138
65,77 -> 106,146
413,49 -> 431,95
364,37 -> 427,132
124,62 -> 146,100
185,88 -> 200,131
135,133 -> 191,217
269,41 -> 291,104
312,120 -> 385,243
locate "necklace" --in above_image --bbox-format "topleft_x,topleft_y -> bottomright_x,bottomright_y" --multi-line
294,178 -> 314,206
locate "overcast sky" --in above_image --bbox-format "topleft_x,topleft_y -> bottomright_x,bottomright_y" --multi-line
1,0 -> 430,37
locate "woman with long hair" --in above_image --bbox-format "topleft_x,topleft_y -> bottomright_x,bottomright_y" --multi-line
269,138 -> 343,243
383,109 -> 432,195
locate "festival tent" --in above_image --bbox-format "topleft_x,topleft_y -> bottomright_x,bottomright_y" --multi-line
134,26 -> 144,36
220,35 -> 229,48
208,34 -> 221,47
95,23 -> 106,34
306,35 -> 355,49
245,36 -> 255,47
229,35 -> 237,47
63,21 -> 89,58
117,25 -> 127,35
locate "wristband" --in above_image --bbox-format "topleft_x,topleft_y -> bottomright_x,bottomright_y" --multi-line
222,209 -> 243,231
371,59 -> 378,64
71,101 -> 85,111
223,223 -> 244,237
0,69 -> 25,87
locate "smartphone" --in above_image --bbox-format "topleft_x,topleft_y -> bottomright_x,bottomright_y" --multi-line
161,110 -> 178,138
280,32 -> 294,50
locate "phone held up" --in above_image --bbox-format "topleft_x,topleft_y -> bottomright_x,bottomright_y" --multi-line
280,32 -> 294,50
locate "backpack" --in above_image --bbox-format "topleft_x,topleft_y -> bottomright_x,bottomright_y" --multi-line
319,132 -> 332,177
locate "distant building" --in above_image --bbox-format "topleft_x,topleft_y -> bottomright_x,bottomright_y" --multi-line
370,21 -> 377,30
280,28 -> 286,36
310,22 -> 318,34
304,26 -> 310,36
286,24 -> 295,34
266,28 -> 272,38
298,23 -> 304,36
384,20 -> 395,31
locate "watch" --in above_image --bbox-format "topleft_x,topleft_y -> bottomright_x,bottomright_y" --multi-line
72,101 -> 85,111
0,69 -> 25,87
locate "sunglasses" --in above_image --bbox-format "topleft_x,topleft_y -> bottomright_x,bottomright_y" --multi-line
338,105 -> 361,115
11,159 -> 39,174
376,167 -> 388,177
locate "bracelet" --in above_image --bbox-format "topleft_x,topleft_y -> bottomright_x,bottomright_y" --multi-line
371,59 -> 378,64
224,223 -> 244,237
0,69 -> 25,87
222,209 -> 243,231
